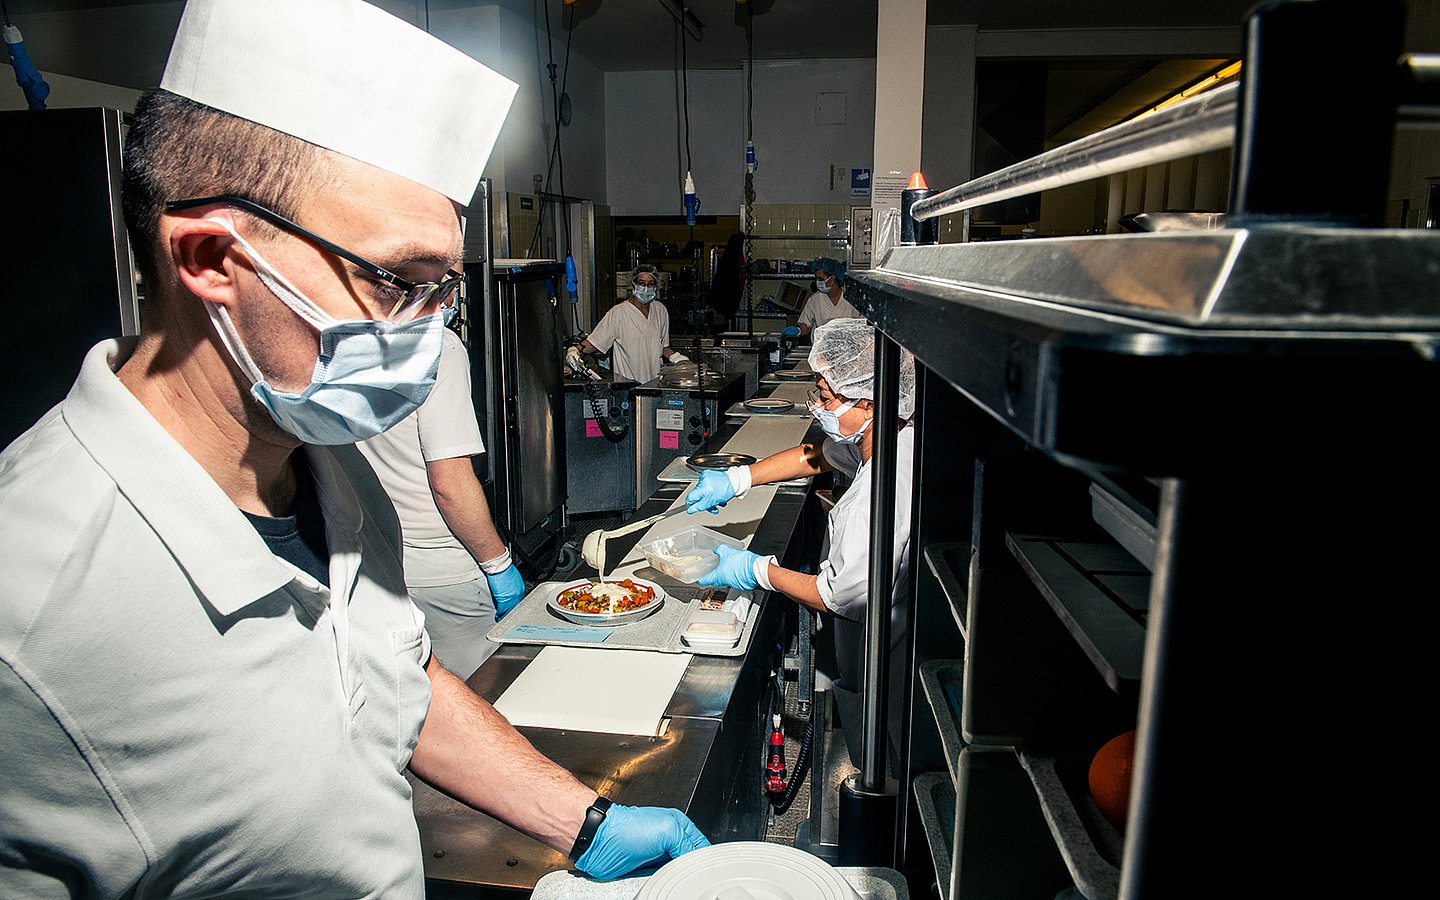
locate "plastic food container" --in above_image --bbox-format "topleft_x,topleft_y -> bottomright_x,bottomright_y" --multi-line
638,525 -> 744,583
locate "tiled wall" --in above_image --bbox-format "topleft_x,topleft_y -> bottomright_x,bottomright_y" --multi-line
746,203 -> 854,271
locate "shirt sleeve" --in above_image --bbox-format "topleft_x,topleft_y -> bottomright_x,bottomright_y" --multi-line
587,306 -> 620,355
1,661 -> 148,898
417,330 -> 484,463
658,303 -> 671,350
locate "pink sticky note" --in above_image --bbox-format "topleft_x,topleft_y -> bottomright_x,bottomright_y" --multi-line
585,419 -> 603,438
659,430 -> 680,449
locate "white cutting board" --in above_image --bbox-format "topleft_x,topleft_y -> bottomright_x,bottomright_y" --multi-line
493,646 -> 690,736
721,416 -> 813,460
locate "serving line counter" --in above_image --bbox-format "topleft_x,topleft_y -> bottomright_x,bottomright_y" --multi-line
413,414 -> 826,897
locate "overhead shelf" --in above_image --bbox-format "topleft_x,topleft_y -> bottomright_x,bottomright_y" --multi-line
1018,750 -> 1126,900
922,542 -> 971,638
917,659 -> 966,781
1005,534 -> 1149,696
912,772 -> 956,900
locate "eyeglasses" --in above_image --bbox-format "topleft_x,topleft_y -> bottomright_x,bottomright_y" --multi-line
806,387 -> 843,413
165,194 -> 464,323
634,279 -> 658,288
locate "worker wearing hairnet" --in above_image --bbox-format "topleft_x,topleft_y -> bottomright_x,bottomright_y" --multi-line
795,257 -> 861,338
684,318 -> 915,763
570,265 -> 688,384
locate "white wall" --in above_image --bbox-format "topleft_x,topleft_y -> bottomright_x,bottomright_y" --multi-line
749,59 -> 876,207
603,58 -> 876,216
428,3 -> 606,203
0,71 -> 141,112
604,68 -> 744,217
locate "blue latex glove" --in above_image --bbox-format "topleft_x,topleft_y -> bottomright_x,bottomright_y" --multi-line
575,804 -> 710,880
781,325 -> 800,337
486,563 -> 526,620
697,545 -> 761,590
685,469 -> 737,514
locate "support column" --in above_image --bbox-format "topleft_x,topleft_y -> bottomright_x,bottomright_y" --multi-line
870,0 -> 927,260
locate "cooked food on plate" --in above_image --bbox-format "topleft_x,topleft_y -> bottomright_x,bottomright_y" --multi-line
556,579 -> 658,615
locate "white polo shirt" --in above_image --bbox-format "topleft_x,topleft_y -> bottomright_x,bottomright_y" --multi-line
359,328 -> 486,588
586,299 -> 670,384
0,339 -> 433,898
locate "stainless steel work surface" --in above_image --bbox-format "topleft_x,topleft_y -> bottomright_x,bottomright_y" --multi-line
416,473 -> 811,895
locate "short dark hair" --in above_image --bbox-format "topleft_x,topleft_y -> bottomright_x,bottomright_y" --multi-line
122,89 -> 336,292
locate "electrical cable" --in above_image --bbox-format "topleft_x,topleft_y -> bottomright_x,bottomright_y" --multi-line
528,1 -> 576,261
1,0 -> 12,26
742,2 -> 756,341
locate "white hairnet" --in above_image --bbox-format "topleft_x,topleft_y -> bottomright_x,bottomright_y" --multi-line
808,319 -> 916,420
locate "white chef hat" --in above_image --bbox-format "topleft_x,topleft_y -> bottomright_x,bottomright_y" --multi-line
160,0 -> 517,204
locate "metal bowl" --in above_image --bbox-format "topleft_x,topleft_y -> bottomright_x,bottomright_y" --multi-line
687,452 -> 758,473
547,578 -> 666,626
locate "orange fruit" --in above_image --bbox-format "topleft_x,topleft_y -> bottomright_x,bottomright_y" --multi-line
1088,730 -> 1137,830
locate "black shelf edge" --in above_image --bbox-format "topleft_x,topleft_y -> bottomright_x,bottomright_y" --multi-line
912,772 -> 956,900
1017,750 -> 1125,900
1005,534 -> 1147,696
922,541 -> 971,639
918,659 -> 966,783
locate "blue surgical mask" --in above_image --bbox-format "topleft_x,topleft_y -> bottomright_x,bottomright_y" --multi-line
205,220 -> 445,445
811,397 -> 871,445
634,285 -> 657,304
815,278 -> 832,294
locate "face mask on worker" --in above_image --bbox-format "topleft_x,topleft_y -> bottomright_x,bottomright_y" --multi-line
812,396 -> 871,445
204,218 -> 446,445
633,284 -> 657,304
814,277 -> 832,294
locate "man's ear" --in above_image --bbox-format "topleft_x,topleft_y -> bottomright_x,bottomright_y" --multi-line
168,217 -> 242,308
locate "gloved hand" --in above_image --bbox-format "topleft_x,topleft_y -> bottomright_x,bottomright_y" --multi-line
781,325 -> 800,337
685,468 -> 739,514
697,545 -> 762,590
485,563 -> 527,620
565,345 -> 586,374
668,352 -> 690,364
575,804 -> 710,881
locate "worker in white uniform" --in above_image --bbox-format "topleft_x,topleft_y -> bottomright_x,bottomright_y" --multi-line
568,265 -> 688,384
683,318 -> 915,763
796,257 -> 862,338
358,327 -> 526,680
0,1 -> 706,896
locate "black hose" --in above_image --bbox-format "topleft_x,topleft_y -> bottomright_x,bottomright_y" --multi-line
772,716 -> 815,816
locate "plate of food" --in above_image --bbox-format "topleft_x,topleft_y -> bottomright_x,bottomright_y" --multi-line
743,397 -> 795,412
547,577 -> 666,626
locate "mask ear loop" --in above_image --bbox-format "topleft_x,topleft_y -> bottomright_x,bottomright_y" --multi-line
205,217 -> 337,331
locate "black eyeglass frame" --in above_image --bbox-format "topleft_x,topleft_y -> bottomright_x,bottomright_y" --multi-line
165,194 -> 464,320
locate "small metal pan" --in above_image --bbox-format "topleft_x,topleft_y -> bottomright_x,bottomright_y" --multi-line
687,452 -> 758,472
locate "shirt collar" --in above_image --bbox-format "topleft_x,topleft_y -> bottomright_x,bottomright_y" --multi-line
62,339 -> 366,616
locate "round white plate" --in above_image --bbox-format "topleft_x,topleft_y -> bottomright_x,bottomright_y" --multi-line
636,842 -> 863,900
744,398 -> 795,411
547,577 -> 666,626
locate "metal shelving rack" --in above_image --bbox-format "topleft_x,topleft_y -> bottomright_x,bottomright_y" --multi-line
837,2 -> 1440,898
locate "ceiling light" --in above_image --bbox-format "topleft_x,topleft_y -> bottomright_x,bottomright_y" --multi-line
1142,61 -> 1244,118
657,0 -> 703,42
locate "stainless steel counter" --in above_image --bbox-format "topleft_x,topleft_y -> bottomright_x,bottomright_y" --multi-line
415,422 -> 817,897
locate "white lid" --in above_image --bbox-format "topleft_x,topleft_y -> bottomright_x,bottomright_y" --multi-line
161,0 -> 517,203
637,842 -> 863,900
